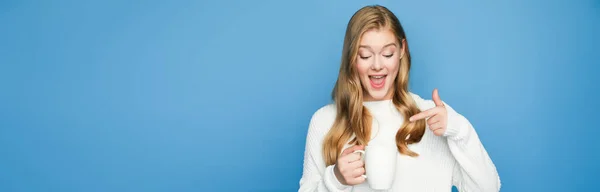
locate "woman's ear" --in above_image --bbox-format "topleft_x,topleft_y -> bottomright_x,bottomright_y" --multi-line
399,39 -> 407,59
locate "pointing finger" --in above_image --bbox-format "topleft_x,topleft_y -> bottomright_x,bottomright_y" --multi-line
409,107 -> 439,122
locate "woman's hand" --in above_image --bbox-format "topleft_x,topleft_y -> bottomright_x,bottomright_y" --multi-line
409,89 -> 448,136
333,145 -> 366,185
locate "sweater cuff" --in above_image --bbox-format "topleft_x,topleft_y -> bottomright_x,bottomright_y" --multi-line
324,165 -> 351,191
442,103 -> 468,140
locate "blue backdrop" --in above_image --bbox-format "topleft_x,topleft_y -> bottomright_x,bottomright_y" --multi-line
1,0 -> 599,191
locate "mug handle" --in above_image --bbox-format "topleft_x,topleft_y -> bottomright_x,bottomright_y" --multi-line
353,150 -> 367,178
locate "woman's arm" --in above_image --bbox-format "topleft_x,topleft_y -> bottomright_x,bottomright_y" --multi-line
410,92 -> 501,192
444,104 -> 501,192
298,105 -> 352,192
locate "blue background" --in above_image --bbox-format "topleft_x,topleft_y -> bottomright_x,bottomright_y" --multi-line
1,0 -> 599,191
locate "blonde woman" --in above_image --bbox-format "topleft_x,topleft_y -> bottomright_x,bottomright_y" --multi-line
299,5 -> 500,192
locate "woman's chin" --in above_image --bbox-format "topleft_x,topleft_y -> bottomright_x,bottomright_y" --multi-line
365,89 -> 390,101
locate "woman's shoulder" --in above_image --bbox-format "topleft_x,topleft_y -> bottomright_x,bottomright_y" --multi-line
307,103 -> 337,136
310,103 -> 337,124
408,92 -> 437,111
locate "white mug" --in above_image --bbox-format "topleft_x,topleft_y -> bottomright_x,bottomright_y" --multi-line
353,144 -> 397,190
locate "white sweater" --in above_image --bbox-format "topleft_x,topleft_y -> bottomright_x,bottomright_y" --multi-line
298,93 -> 500,192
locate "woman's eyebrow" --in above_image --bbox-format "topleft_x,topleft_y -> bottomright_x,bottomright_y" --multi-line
358,43 -> 397,51
383,43 -> 397,48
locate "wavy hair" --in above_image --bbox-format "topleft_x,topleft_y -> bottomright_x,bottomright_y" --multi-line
323,5 -> 426,166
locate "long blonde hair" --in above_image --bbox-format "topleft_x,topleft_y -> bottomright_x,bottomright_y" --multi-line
323,5 -> 426,166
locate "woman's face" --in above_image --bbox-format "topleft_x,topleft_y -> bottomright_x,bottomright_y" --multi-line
356,28 -> 403,101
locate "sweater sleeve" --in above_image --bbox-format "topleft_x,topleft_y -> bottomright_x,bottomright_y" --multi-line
410,93 -> 501,192
444,103 -> 501,192
298,105 -> 352,192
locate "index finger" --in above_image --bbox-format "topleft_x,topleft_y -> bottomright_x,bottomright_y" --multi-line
341,145 -> 365,156
409,108 -> 438,122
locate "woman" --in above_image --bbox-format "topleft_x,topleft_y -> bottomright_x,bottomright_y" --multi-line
298,5 -> 500,192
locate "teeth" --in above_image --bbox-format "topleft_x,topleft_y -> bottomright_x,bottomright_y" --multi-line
371,75 -> 385,79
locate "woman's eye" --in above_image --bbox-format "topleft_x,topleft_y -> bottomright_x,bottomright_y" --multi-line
360,56 -> 371,60
383,54 -> 394,58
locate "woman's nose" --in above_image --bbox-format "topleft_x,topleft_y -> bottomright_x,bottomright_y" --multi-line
370,56 -> 383,70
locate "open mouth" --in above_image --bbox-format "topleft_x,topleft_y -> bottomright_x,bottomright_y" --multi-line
369,75 -> 387,89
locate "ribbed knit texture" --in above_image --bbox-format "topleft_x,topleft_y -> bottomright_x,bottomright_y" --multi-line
298,93 -> 501,192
